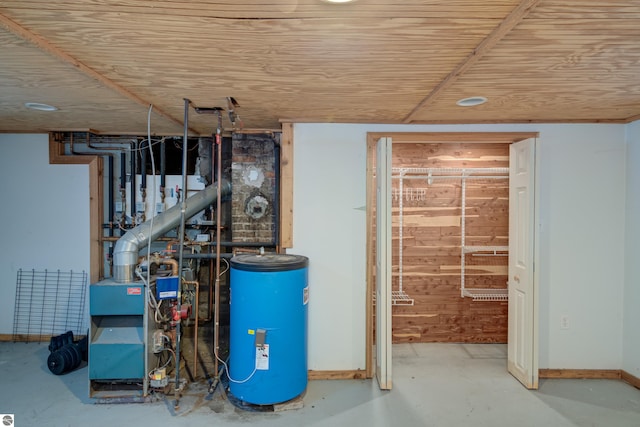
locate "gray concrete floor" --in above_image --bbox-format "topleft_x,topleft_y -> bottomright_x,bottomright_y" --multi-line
1,342 -> 639,426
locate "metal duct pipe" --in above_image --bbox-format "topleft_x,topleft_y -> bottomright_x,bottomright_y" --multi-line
113,179 -> 231,283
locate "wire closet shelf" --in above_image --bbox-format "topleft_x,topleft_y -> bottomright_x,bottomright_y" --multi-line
392,167 -> 510,303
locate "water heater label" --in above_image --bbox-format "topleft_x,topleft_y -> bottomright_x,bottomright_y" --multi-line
255,344 -> 269,370
303,286 -> 309,305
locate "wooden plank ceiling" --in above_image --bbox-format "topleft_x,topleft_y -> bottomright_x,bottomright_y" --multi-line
0,0 -> 639,135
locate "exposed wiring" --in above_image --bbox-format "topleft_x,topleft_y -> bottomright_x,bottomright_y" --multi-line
219,257 -> 230,278
150,292 -> 165,323
127,137 -> 165,152
135,268 -> 167,323
214,346 -> 257,384
135,268 -> 148,286
173,139 -> 199,152
159,347 -> 176,370
212,242 -> 252,384
117,214 -> 139,231
162,334 -> 172,345
148,347 -> 176,379
211,253 -> 256,383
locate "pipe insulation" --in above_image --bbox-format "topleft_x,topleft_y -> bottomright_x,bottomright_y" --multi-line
113,179 -> 231,283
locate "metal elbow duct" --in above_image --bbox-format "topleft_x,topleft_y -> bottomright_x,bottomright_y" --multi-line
113,180 -> 231,282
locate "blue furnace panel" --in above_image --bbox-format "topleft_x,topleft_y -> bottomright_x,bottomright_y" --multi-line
90,280 -> 144,315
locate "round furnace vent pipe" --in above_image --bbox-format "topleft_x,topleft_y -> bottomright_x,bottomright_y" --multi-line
113,180 -> 231,283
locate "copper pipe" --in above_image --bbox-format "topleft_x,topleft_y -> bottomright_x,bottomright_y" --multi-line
182,278 -> 199,378
207,243 -> 214,322
208,132 -> 217,323
233,247 -> 261,256
161,258 -> 179,276
165,240 -> 179,254
136,255 -> 179,278
142,254 -> 179,277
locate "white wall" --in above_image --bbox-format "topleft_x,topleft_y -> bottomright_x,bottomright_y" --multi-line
623,120 -> 640,377
291,123 -> 627,371
0,134 -> 90,335
537,125 -> 626,369
0,127 -> 629,372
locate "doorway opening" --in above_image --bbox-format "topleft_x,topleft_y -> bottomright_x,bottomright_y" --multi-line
365,132 -> 538,384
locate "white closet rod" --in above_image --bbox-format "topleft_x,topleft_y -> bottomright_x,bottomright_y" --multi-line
392,167 -> 509,181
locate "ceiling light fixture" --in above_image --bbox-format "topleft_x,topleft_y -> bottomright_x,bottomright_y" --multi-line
456,97 -> 487,107
322,0 -> 356,3
25,102 -> 58,111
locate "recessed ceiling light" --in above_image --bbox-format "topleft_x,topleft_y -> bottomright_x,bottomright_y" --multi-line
456,97 -> 487,107
25,102 -> 58,111
322,0 -> 356,3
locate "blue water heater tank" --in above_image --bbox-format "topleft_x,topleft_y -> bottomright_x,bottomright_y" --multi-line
229,253 -> 309,405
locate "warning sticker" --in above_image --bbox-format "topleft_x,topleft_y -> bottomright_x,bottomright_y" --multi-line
256,344 -> 269,370
127,287 -> 142,295
159,291 -> 176,299
303,286 -> 309,305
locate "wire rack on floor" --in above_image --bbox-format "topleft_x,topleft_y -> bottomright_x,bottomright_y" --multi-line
12,269 -> 88,342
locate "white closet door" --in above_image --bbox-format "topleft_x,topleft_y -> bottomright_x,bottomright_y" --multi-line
375,137 -> 392,390
508,137 -> 538,389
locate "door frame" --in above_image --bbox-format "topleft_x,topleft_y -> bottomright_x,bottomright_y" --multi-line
374,136 -> 393,389
365,131 -> 539,379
